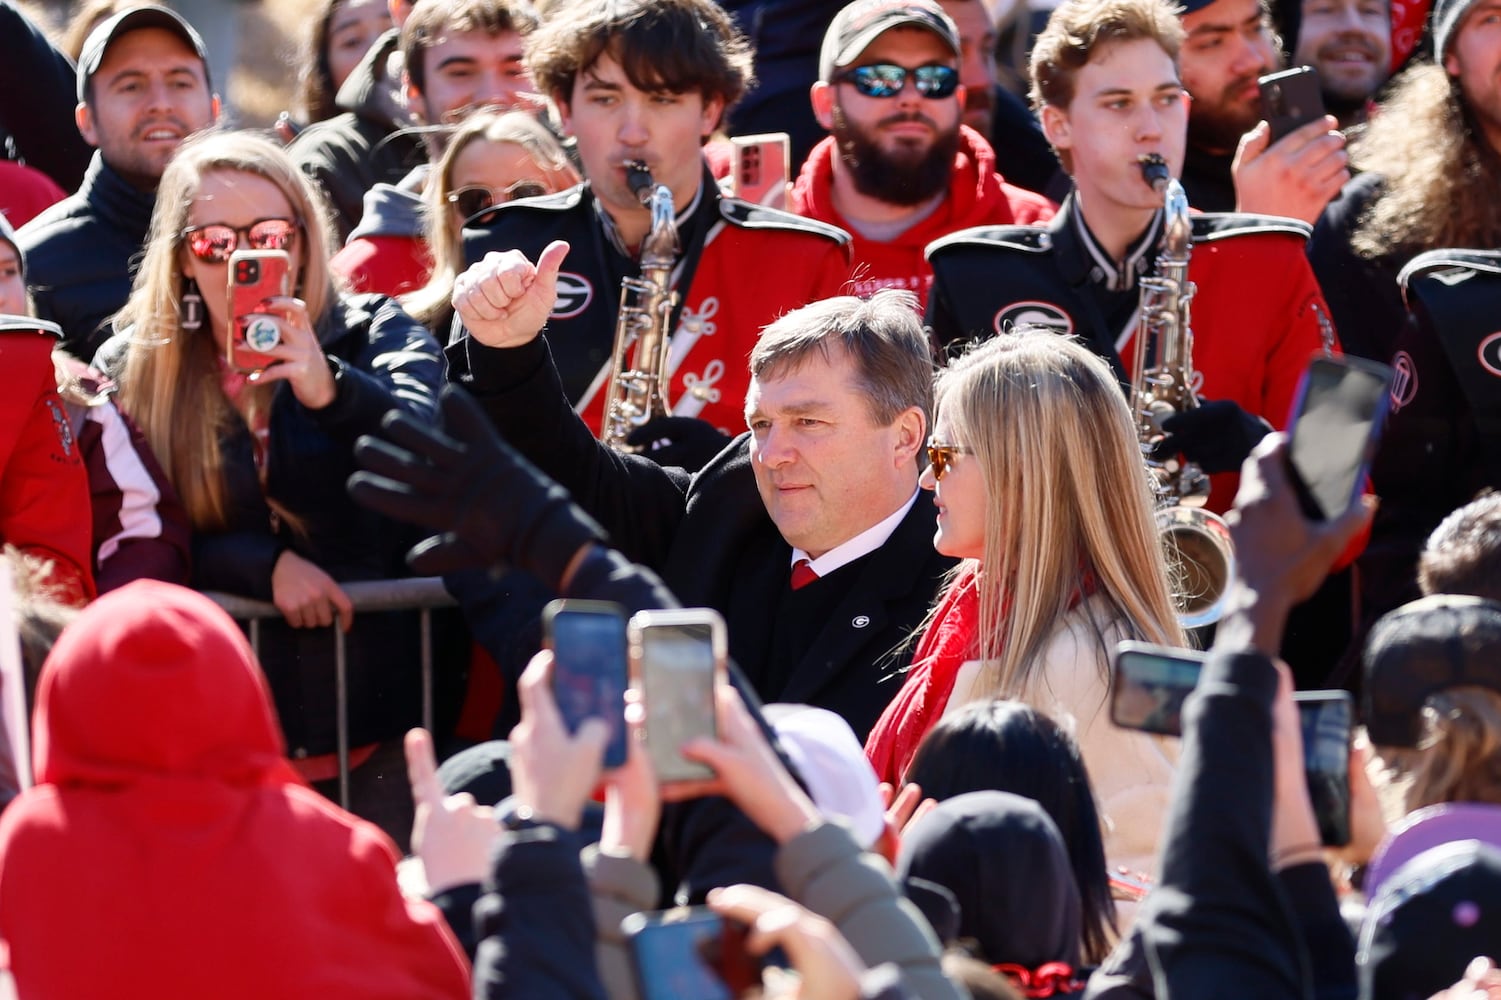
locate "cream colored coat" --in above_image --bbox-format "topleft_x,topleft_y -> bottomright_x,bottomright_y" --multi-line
942,594 -> 1177,884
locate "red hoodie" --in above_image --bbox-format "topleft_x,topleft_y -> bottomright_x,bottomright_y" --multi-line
0,581 -> 470,1000
791,124 -> 1056,310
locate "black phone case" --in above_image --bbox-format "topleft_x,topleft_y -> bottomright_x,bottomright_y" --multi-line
1259,66 -> 1326,142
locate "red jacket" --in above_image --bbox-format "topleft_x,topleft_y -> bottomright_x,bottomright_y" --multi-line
0,321 -> 94,604
0,581 -> 471,1000
791,125 -> 1056,311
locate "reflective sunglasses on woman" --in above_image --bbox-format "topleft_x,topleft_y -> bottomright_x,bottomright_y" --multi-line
181,218 -> 300,264
447,180 -> 550,220
926,439 -> 971,480
835,63 -> 961,100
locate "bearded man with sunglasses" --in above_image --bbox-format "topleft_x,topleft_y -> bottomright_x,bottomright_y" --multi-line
789,0 -> 1054,311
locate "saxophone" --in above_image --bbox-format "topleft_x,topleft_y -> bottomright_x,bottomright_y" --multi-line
1132,153 -> 1235,629
601,161 -> 681,451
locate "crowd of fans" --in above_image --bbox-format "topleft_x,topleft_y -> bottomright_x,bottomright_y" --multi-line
0,0 -> 1500,994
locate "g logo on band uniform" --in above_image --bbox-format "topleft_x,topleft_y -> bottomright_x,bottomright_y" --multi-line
1389,351 -> 1417,413
551,273 -> 593,319
993,301 -> 1074,335
1479,331 -> 1501,378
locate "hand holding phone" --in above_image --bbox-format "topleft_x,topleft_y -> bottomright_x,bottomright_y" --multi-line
507,650 -> 612,830
1110,641 -> 1206,737
1285,353 -> 1394,521
660,681 -> 825,844
1114,642 -> 1353,846
1258,66 -> 1327,143
708,884 -> 865,997
631,609 -> 726,784
624,907 -> 758,1000
1295,690 -> 1352,847
544,599 -> 629,769
228,249 -> 290,374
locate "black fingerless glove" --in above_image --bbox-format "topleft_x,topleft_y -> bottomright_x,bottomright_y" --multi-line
348,385 -> 607,587
624,416 -> 734,474
1156,399 -> 1272,474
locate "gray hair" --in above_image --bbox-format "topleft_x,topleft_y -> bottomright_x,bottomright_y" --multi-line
749,289 -> 935,429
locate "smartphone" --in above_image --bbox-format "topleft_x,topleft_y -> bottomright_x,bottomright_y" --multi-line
1295,690 -> 1352,847
623,907 -> 758,1000
1110,641 -> 1206,737
630,608 -> 726,783
543,599 -> 629,769
1259,66 -> 1327,143
227,249 -> 290,374
1286,353 -> 1395,520
729,133 -> 791,211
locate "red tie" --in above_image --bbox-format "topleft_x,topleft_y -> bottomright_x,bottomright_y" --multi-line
790,558 -> 819,590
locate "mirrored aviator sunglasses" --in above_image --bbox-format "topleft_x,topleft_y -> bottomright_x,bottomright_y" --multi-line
182,218 -> 299,264
837,63 -> 960,99
448,180 -> 550,221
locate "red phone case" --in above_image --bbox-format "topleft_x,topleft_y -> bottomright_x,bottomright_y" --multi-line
227,249 -> 290,373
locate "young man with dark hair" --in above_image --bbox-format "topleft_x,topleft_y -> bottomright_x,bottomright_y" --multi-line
17,6 -> 218,359
294,0 -> 539,243
790,0 -> 1053,310
458,0 -> 853,446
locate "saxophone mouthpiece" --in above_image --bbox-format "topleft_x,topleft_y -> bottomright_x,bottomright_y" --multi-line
624,161 -> 655,204
1138,153 -> 1172,194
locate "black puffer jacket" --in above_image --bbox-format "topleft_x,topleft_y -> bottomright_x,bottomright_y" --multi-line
17,153 -> 155,359
98,293 -> 447,754
290,30 -> 425,244
0,2 -> 94,193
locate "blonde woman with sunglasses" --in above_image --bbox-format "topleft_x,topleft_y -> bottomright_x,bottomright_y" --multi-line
95,129 -> 447,841
865,329 -> 1185,890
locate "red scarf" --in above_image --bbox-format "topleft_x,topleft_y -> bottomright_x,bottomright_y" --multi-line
864,569 -> 1098,785
864,571 -> 980,785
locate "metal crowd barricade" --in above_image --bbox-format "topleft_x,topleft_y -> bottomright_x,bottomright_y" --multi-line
204,577 -> 457,809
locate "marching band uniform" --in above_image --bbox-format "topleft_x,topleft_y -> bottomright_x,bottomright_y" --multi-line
925,194 -> 1335,515
460,161 -> 853,436
1362,249 -> 1501,623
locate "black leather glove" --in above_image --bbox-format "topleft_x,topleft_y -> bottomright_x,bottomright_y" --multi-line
624,416 -> 734,473
1155,399 -> 1273,474
348,385 -> 607,585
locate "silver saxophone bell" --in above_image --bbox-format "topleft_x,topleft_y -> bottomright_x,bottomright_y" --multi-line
1131,153 -> 1236,629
